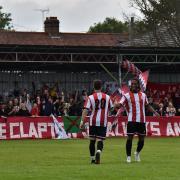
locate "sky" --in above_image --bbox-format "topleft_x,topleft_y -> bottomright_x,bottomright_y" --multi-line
0,0 -> 140,32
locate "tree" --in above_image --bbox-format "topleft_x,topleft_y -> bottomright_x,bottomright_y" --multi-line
0,6 -> 12,30
88,17 -> 129,33
130,0 -> 180,46
88,16 -> 149,38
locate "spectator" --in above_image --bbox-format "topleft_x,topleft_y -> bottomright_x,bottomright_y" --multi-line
64,102 -> 70,116
13,98 -> 19,107
36,96 -> 41,111
31,103 -> 40,117
5,100 -> 14,116
41,97 -> 54,116
17,102 -> 30,116
25,94 -> 32,113
158,103 -> 166,116
166,102 -> 176,117
58,97 -> 66,116
53,98 -> 61,116
10,105 -> 19,116
68,97 -> 77,116
0,103 -> 7,117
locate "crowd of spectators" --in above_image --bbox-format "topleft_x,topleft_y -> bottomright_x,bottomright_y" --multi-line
0,84 -> 88,118
0,83 -> 179,117
145,85 -> 180,116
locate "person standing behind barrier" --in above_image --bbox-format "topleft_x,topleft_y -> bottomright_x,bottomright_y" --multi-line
114,78 -> 160,163
166,102 -> 176,117
80,80 -> 113,164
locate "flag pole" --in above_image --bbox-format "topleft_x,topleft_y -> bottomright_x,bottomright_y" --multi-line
100,63 -> 118,82
118,54 -> 122,87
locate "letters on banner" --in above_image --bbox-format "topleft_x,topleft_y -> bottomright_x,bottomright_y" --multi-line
0,116 -> 180,140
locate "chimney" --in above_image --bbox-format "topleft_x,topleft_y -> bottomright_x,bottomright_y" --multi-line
44,17 -> 59,35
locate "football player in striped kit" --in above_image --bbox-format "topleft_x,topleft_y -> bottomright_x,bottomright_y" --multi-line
115,78 -> 160,163
80,80 -> 113,164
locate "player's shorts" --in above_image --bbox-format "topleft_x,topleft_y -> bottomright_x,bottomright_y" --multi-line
89,126 -> 107,140
127,122 -> 146,136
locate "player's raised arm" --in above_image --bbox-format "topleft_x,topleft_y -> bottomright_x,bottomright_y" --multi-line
146,104 -> 160,117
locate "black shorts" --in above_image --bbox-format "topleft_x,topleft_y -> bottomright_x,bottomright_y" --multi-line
89,126 -> 107,140
127,122 -> 146,136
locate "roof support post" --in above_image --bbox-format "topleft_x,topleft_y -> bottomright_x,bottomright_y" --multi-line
117,54 -> 122,87
16,52 -> 18,62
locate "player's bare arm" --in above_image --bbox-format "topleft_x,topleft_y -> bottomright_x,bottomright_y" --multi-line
113,102 -> 122,109
80,108 -> 88,129
146,104 -> 160,117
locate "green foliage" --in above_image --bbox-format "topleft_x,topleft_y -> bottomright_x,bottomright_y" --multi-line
0,6 -> 12,30
88,17 -> 150,36
88,17 -> 129,33
131,0 -> 178,28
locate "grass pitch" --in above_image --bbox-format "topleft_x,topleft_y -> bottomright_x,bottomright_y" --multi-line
0,138 -> 179,180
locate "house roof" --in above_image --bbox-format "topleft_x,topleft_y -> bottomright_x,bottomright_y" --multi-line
0,30 -> 129,47
121,26 -> 180,47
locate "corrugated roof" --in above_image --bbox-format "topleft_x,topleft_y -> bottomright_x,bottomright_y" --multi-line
0,30 -> 129,47
120,26 -> 180,47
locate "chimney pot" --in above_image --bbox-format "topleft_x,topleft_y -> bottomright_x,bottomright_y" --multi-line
44,17 -> 59,35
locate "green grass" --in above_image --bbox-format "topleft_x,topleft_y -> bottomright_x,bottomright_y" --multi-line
0,138 -> 179,180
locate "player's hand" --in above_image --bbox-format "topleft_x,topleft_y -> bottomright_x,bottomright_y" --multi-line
79,121 -> 84,130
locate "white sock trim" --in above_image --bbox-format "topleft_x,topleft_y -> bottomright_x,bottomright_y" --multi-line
91,156 -> 95,160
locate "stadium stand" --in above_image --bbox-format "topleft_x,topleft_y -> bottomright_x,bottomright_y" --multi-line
0,17 -> 179,117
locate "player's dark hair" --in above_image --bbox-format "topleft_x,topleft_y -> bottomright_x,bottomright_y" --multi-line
93,80 -> 102,90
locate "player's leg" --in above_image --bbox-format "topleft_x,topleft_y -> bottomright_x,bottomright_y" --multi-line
135,123 -> 146,162
126,134 -> 133,162
126,122 -> 135,163
89,126 -> 96,163
134,135 -> 145,162
95,138 -> 104,164
137,135 -> 145,153
89,137 -> 96,163
95,126 -> 106,164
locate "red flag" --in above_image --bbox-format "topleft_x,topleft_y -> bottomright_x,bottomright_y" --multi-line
138,70 -> 149,92
110,88 -> 121,102
122,60 -> 141,76
111,84 -> 129,103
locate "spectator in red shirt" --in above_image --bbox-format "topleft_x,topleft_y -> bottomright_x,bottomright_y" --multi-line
31,103 -> 40,117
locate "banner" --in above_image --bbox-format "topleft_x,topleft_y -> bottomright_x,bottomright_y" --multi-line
0,116 -> 180,140
108,116 -> 180,137
0,117 -> 57,140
